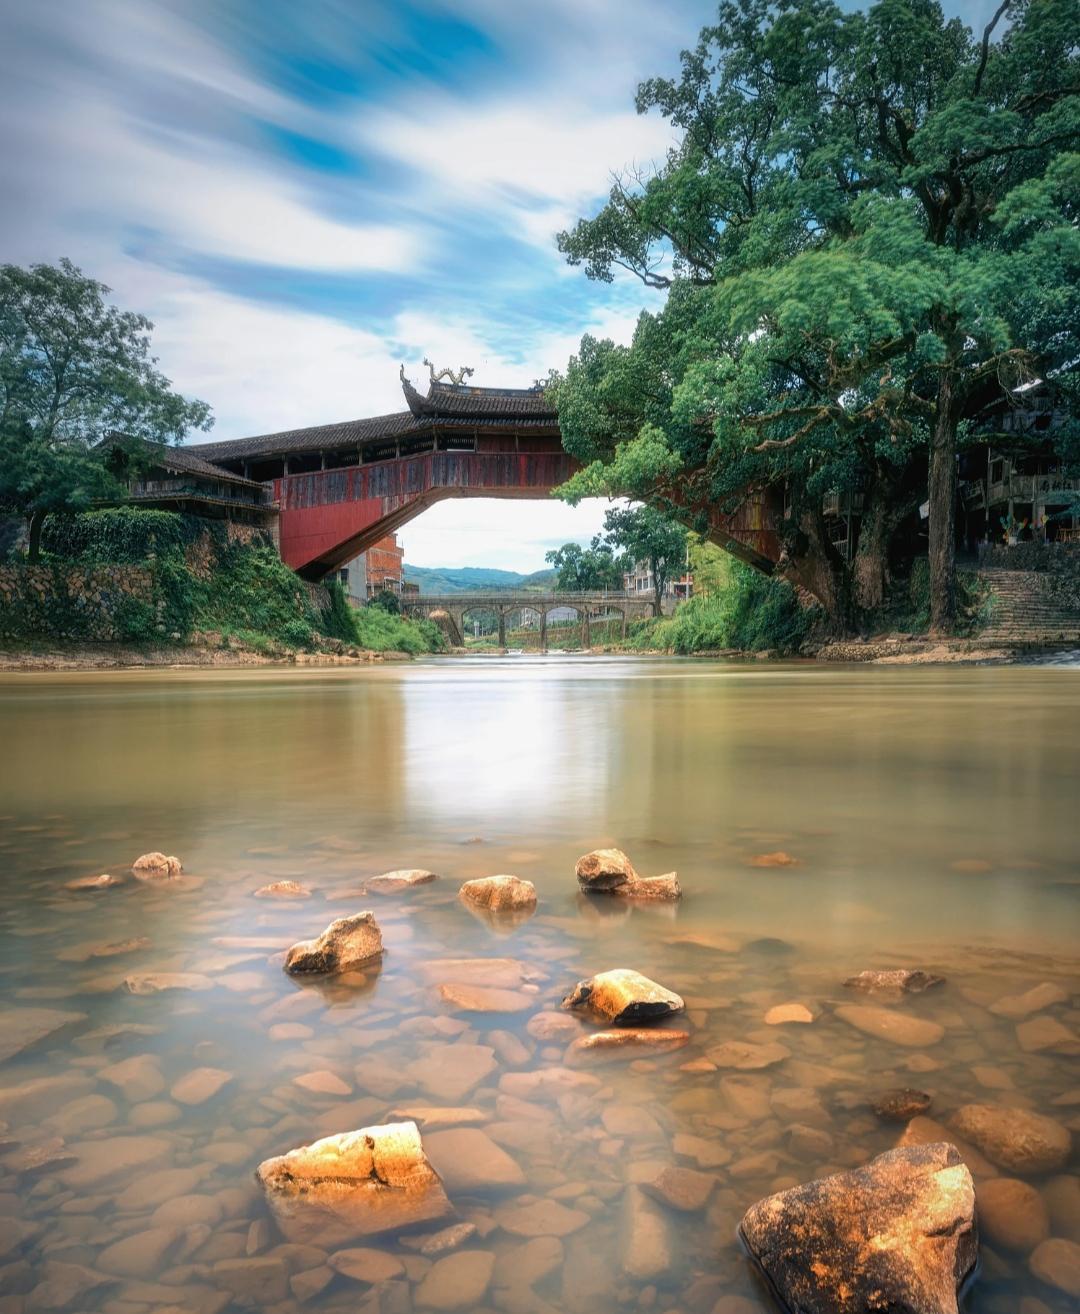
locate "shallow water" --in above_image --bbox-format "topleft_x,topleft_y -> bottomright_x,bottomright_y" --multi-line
0,656 -> 1078,1313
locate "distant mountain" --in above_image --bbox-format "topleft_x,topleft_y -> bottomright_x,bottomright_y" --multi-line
404,564 -> 557,594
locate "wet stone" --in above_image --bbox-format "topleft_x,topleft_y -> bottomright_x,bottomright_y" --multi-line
1016,1015 -> 1080,1054
562,969 -> 684,1026
132,852 -> 182,879
124,972 -> 213,994
1029,1238 -> 1080,1298
212,1257 -> 290,1304
566,1028 -> 689,1065
977,1177 -> 1051,1253
950,1104 -> 1072,1174
764,1003 -> 814,1025
640,1165 -> 716,1212
843,969 -> 946,994
437,983 -> 533,1013
1,1008 -> 87,1065
294,1070 -> 352,1096
872,1088 -> 933,1122
424,1128 -> 526,1192
989,982 -> 1068,1019
622,1186 -> 671,1279
1043,1175 -> 1080,1243
98,1054 -> 165,1103
254,881 -> 310,899
97,1227 -> 181,1278
495,1198 -> 590,1237
574,848 -> 637,890
170,1067 -> 232,1106
284,912 -> 383,976
458,875 -> 537,911
415,1250 -> 495,1310
706,1039 -> 790,1070
834,1004 -> 945,1047
64,873 -> 119,891
417,1223 -> 478,1257
739,1144 -> 977,1314
368,868 -> 438,892
328,1248 -> 405,1283
255,1121 -> 451,1245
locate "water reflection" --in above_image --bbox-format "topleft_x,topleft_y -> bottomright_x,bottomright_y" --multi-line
0,657 -> 1077,1312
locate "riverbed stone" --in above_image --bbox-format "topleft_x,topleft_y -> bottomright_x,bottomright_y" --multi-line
950,1105 -> 1071,1174
622,1187 -> 671,1279
418,957 -> 533,988
640,1165 -> 716,1212
1016,1015 -> 1080,1054
834,1004 -> 945,1047
213,1256 -> 290,1304
25,1260 -> 114,1310
64,873 -> 119,891
284,912 -> 382,976
562,969 -> 684,1025
565,1028 -> 689,1065
1029,1238 -> 1080,1297
417,1223 -> 478,1256
527,1012 -> 581,1042
615,872 -> 682,901
409,1043 -> 498,1101
437,983 -> 533,1013
739,1143 -> 977,1314
1,1008 -> 87,1065
124,972 -> 213,994
293,1070 -> 352,1096
328,1248 -> 404,1283
424,1128 -> 526,1192
706,1039 -> 790,1070
843,969 -> 946,994
254,881 -> 310,899
458,875 -> 536,911
977,1177 -> 1050,1253
97,1227 -> 181,1278
98,1055 -> 165,1103
132,852 -> 182,879
1043,1175 -> 1080,1243
368,869 -> 437,893
415,1250 -> 495,1310
255,1120 -> 451,1245
872,1088 -> 933,1122
748,851 -> 800,867
989,982 -> 1068,1019
764,1003 -> 814,1025
574,848 -> 636,890
42,1093 -> 118,1135
170,1067 -> 232,1106
495,1198 -> 589,1238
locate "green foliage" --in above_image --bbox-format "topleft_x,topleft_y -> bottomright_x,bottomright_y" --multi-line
545,540 -> 625,590
320,579 -> 362,641
628,563 -> 812,654
352,604 -> 447,655
368,588 -> 401,614
598,504 -> 688,610
553,0 -> 1080,632
0,259 -> 211,558
41,507 -> 188,563
280,618 -> 315,649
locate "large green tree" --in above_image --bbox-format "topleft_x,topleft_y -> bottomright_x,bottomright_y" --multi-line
545,540 -> 625,591
0,259 -> 212,560
600,504 -> 688,615
554,0 -> 1079,632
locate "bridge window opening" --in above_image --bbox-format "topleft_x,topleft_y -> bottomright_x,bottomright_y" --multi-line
398,437 -> 435,458
362,441 -> 398,464
436,434 -> 476,452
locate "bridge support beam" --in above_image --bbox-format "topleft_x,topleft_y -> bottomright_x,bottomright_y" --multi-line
539,611 -> 547,653
497,610 -> 506,650
581,612 -> 590,649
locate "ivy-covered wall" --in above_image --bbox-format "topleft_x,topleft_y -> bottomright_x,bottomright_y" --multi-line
0,564 -> 157,642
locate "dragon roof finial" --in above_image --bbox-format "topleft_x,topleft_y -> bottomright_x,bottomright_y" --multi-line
423,357 -> 475,387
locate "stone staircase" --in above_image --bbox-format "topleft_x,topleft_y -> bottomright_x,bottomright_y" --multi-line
977,569 -> 1080,647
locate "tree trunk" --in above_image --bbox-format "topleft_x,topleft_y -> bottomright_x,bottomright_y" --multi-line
27,510 -> 45,564
780,510 -> 853,636
928,373 -> 959,634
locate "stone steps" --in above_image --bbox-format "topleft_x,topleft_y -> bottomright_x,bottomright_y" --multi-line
977,569 -> 1080,645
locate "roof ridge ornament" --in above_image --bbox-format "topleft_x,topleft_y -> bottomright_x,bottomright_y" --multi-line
423,357 -> 475,387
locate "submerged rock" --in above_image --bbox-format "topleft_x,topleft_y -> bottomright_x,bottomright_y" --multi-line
844,969 -> 946,994
437,983 -> 532,1013
873,1088 -> 933,1122
255,1120 -> 451,1245
706,1039 -> 790,1070
949,1104 -> 1071,1174
123,972 -> 212,994
1029,1237 -> 1080,1297
64,873 -> 119,891
424,1127 -> 526,1192
641,1164 -> 716,1212
415,1249 -> 495,1310
254,880 -> 310,899
834,1004 -> 945,1047
739,1143 -> 977,1314
367,869 -> 437,893
764,1002 -> 814,1025
614,872 -> 681,900
562,969 -> 684,1025
0,1007 -> 87,1065
748,851 -> 800,868
976,1177 -> 1050,1253
284,912 -> 382,976
988,981 -> 1068,1019
565,1028 -> 689,1065
131,852 -> 182,879
458,874 -> 537,911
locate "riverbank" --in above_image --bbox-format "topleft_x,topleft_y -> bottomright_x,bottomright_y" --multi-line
0,639 -> 414,671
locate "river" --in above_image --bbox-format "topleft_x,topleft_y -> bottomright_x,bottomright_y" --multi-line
1,656 -> 1078,1311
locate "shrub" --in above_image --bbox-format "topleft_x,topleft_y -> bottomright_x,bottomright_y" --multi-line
280,618 -> 315,649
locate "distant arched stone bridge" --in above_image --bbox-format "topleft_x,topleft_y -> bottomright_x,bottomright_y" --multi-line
400,591 -> 656,648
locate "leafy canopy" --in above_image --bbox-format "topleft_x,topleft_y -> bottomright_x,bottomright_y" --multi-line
0,259 -> 212,548
545,540 -> 626,591
553,0 -> 1079,628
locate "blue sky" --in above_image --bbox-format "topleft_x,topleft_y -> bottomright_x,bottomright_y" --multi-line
0,0 -> 1002,569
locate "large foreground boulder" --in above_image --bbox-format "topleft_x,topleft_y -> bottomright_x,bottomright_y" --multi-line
563,969 -> 684,1025
255,1121 -> 451,1245
739,1143 -> 977,1314
284,913 -> 383,976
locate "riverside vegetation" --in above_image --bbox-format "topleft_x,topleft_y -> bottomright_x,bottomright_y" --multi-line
0,507 -> 445,659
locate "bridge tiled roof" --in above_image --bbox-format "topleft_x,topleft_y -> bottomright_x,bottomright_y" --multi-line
191,375 -> 558,465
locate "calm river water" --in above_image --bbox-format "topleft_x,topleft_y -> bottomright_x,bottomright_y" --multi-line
1,657 -> 1078,1313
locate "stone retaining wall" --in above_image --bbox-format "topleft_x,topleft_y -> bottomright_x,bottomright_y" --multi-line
0,564 -> 155,641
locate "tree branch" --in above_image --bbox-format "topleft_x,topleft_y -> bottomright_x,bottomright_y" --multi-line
974,0 -> 1010,98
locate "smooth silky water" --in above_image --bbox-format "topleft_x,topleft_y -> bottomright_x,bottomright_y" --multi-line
1,657 -> 1077,1312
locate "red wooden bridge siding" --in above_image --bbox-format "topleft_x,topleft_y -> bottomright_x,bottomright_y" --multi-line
276,449 -> 578,575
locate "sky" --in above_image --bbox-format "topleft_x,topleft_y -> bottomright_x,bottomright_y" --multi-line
0,0 -> 1002,570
